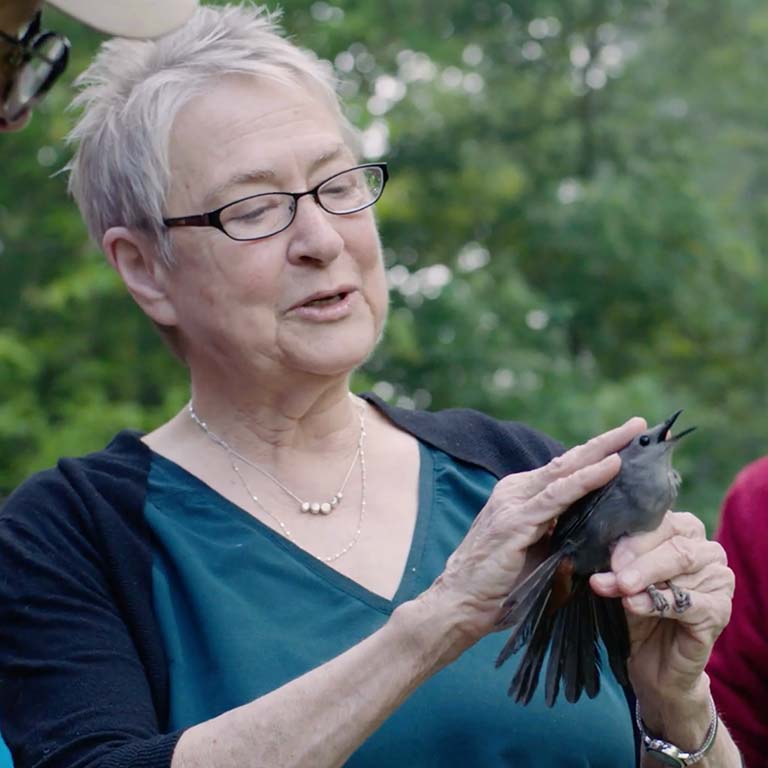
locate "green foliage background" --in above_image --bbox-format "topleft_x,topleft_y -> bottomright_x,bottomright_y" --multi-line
2,0 -> 767,529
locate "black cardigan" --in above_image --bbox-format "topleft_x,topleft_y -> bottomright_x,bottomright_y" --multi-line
1,396 -> 605,768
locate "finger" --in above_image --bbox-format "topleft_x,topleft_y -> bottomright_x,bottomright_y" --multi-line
522,453 -> 622,526
614,537 -> 727,596
593,556 -> 733,600
611,511 -> 706,571
590,570 -> 620,596
522,417 -> 647,496
591,528 -> 723,597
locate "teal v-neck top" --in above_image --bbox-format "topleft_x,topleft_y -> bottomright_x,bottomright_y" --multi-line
144,441 -> 635,767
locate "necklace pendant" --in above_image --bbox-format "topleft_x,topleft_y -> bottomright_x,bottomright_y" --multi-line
301,499 -> 337,515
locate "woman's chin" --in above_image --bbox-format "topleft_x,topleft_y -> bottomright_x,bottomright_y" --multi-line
282,337 -> 377,379
292,352 -> 371,379
276,318 -> 381,379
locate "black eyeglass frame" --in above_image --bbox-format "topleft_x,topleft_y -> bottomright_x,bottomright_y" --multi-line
0,11 -> 70,121
163,162 -> 389,242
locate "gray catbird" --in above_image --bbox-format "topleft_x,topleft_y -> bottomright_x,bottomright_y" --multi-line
494,410 -> 695,707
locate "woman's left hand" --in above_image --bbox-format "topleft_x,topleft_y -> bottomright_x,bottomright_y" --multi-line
590,511 -> 734,699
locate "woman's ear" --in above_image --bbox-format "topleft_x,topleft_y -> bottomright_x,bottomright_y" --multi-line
102,227 -> 178,328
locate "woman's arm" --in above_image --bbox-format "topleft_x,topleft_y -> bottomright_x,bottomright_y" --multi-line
173,595 -> 462,768
0,474 -> 183,768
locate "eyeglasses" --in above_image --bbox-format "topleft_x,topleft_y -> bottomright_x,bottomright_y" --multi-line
163,163 -> 389,242
0,11 -> 70,122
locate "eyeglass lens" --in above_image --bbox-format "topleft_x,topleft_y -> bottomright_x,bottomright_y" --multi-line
220,166 -> 385,240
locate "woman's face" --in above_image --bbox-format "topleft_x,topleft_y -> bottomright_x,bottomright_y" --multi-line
161,74 -> 389,383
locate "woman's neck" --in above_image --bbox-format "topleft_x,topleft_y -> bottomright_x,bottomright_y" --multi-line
185,376 -> 362,459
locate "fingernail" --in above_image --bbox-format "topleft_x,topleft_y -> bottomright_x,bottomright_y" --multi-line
628,594 -> 647,609
619,569 -> 641,590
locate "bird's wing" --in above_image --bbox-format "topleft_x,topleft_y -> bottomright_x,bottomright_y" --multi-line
550,476 -> 619,547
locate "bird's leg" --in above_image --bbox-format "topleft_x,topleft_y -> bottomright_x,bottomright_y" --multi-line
666,581 -> 692,614
645,582 -> 691,614
646,584 -> 669,614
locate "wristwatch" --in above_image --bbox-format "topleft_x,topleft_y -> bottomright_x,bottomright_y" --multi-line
635,694 -> 718,766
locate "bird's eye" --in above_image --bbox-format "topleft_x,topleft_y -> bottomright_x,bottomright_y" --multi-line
639,435 -> 651,446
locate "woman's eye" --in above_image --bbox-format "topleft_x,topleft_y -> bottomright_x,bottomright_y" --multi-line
229,199 -> 280,222
325,182 -> 354,195
235,207 -> 268,221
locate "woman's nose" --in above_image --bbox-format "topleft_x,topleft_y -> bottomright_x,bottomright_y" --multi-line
285,195 -> 344,266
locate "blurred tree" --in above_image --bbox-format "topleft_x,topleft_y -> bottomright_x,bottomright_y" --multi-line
2,0 -> 767,528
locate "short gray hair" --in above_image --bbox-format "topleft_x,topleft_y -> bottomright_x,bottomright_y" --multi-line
66,3 -> 360,266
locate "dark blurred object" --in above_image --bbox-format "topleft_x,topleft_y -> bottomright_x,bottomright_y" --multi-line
0,0 -> 197,131
0,10 -> 69,124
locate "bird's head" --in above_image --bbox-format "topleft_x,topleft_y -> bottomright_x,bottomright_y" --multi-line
620,409 -> 696,468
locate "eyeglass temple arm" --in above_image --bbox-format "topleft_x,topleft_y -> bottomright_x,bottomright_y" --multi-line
163,213 -> 214,228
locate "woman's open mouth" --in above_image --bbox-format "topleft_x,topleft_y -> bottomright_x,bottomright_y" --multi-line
303,291 -> 348,308
290,288 -> 358,320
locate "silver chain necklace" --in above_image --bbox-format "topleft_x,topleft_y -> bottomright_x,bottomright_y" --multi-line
188,400 -> 367,563
188,402 -> 362,515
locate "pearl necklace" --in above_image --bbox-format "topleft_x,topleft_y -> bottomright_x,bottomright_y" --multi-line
188,402 -> 362,515
189,400 -> 367,563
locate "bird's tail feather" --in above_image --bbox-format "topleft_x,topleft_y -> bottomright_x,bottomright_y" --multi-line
495,549 -> 628,706
509,609 -> 555,704
543,579 -> 631,707
560,579 -> 601,704
543,597 -> 567,705
494,551 -> 563,668
595,594 -> 630,687
502,569 -> 613,707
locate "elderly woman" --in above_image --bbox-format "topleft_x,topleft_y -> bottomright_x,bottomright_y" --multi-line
0,5 -> 739,768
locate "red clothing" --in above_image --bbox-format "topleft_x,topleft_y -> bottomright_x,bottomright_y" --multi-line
707,457 -> 768,768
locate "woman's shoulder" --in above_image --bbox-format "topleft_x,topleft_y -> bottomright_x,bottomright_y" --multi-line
360,392 -> 563,477
1,429 -> 152,535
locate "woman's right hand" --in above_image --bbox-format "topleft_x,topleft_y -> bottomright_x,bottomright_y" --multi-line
421,417 -> 647,649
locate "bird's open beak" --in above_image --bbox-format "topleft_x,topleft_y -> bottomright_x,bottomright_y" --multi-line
659,409 -> 697,442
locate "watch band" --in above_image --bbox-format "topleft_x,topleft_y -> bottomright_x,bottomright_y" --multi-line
635,693 -> 718,766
